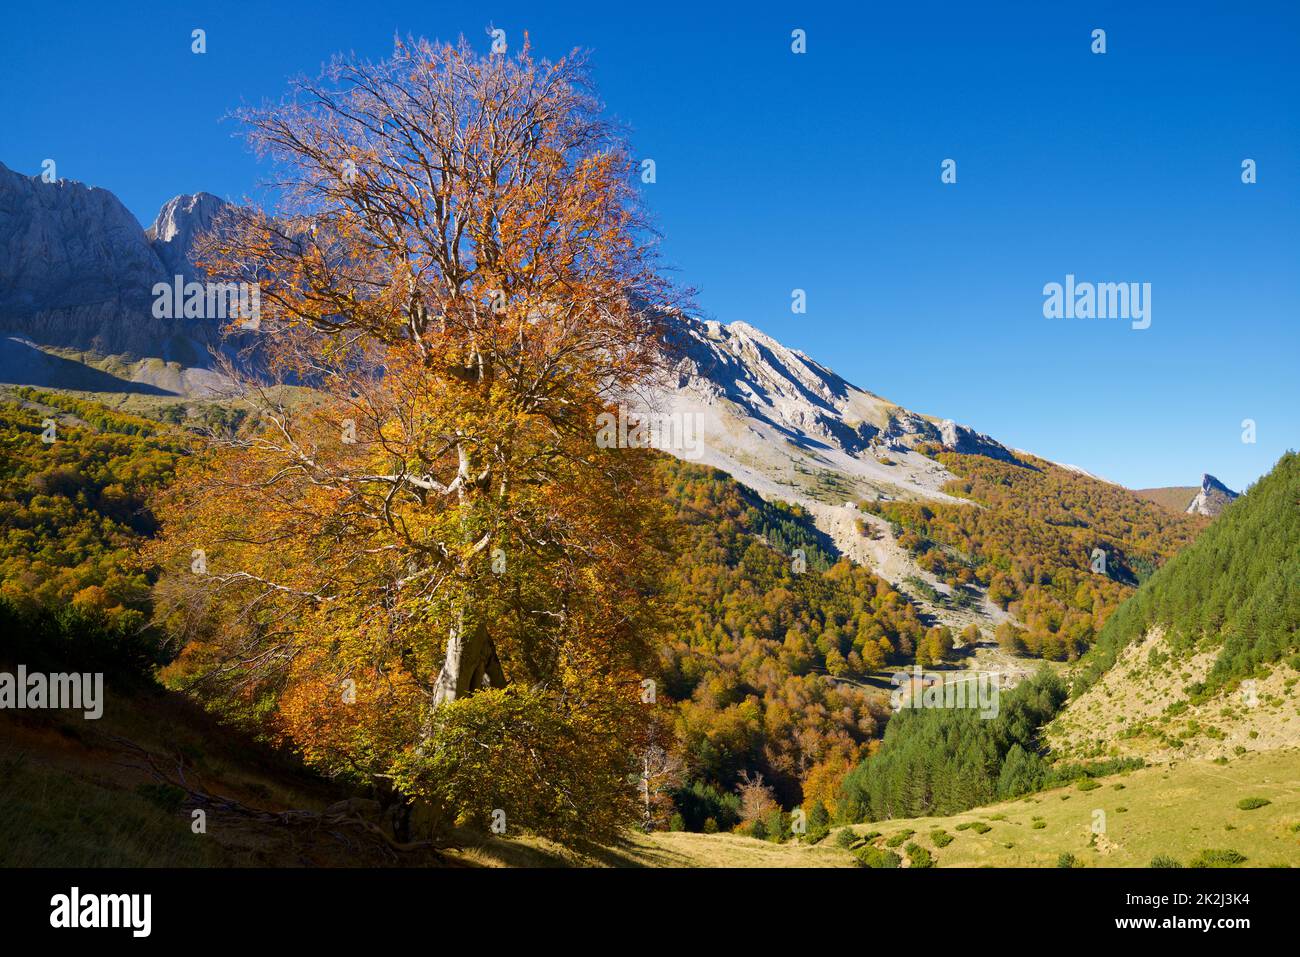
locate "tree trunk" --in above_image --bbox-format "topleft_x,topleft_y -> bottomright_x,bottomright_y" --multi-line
422,433 -> 505,738
431,615 -> 500,707
641,756 -> 652,830
418,611 -> 505,757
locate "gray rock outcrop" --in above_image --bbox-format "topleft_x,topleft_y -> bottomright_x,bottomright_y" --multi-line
939,418 -> 1017,462
146,191 -> 229,278
1186,473 -> 1239,517
0,161 -> 227,367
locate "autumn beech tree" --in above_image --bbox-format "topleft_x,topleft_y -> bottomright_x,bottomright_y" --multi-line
147,35 -> 679,843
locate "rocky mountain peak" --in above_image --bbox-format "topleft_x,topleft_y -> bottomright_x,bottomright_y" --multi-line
1187,473 -> 1239,516
0,164 -> 228,376
0,163 -> 1026,469
649,311 -> 1013,504
0,161 -> 161,318
1201,473 -> 1233,494
146,192 -> 230,277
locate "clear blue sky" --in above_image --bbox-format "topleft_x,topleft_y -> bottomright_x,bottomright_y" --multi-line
2,1 -> 1296,490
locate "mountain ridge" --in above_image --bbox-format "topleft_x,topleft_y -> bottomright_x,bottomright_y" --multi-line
0,162 -> 239,392
0,161 -> 1240,504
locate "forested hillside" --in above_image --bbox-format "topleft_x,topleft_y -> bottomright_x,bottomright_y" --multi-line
657,459 -> 940,814
839,452 -> 1300,831
0,388 -> 193,680
3,385 -> 1288,853
836,669 -> 1146,824
1073,451 -> 1300,697
0,388 -> 186,623
860,448 -> 1207,660
0,391 -> 940,831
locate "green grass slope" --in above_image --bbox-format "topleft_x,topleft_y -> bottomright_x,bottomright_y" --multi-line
494,750 -> 1300,867
829,749 -> 1299,868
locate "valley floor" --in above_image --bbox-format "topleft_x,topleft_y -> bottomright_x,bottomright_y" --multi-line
471,748 -> 1298,868
4,678 -> 1295,868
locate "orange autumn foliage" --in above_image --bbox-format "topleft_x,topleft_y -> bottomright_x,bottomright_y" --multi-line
147,36 -> 679,844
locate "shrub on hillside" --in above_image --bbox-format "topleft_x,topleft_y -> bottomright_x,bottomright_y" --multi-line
854,846 -> 901,869
1190,848 -> 1247,867
905,842 -> 935,868
884,829 -> 914,848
